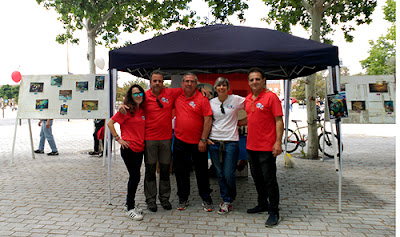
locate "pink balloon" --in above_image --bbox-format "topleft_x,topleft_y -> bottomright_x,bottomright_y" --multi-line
11,71 -> 21,83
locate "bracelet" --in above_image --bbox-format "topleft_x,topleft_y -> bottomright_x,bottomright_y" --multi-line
115,137 -> 120,141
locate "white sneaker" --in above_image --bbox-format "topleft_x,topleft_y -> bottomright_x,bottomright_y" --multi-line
124,205 -> 143,215
217,202 -> 232,214
126,208 -> 144,221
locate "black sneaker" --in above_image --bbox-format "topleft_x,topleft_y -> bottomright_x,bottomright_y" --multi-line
161,201 -> 172,210
147,202 -> 157,212
177,199 -> 189,211
202,199 -> 213,212
247,205 -> 268,214
89,151 -> 99,155
265,213 -> 280,227
34,150 -> 44,154
47,152 -> 59,156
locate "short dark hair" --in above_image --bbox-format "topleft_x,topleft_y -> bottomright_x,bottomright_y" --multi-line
248,67 -> 265,79
150,70 -> 164,80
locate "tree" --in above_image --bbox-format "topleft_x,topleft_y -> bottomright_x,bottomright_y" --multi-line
262,0 -> 376,159
361,0 -> 396,75
291,73 -> 326,102
0,85 -> 20,103
37,0 -> 248,74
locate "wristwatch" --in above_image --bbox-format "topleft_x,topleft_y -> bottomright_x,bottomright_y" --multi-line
200,138 -> 207,143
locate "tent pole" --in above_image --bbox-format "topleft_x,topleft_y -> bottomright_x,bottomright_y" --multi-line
107,69 -> 117,205
11,117 -> 19,165
28,119 -> 35,160
283,79 -> 292,166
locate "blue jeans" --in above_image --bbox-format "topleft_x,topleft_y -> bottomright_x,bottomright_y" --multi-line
120,147 -> 144,210
247,150 -> 279,215
38,120 -> 58,152
208,141 -> 239,203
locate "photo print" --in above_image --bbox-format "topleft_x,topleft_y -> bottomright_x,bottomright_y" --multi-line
51,75 -> 63,86
29,82 -> 44,92
95,76 -> 105,90
76,81 -> 89,91
369,82 -> 388,93
384,101 -> 394,113
82,100 -> 98,110
327,92 -> 348,119
351,101 -> 366,111
59,90 -> 72,100
60,104 -> 68,115
35,99 -> 49,109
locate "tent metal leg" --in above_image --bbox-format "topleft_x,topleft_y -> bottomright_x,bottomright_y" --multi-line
11,118 -> 19,165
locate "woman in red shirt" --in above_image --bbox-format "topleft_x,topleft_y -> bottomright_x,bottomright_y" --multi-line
107,84 -> 146,221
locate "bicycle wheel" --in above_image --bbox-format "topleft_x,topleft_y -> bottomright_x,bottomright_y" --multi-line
318,132 -> 343,158
283,128 -> 299,153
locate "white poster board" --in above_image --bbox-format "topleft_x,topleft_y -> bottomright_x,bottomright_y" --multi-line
17,74 -> 109,119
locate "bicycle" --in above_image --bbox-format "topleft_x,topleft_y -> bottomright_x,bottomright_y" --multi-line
283,118 -> 343,158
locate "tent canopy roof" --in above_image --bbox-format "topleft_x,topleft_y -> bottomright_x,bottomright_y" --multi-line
109,24 -> 339,80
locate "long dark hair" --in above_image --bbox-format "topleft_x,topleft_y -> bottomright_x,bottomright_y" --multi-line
123,84 -> 146,116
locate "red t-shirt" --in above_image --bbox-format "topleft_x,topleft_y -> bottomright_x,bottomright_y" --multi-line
111,109 -> 146,152
174,91 -> 213,144
143,88 -> 182,140
245,90 -> 283,151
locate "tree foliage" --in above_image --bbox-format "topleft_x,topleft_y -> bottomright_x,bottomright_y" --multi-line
36,0 -> 248,73
262,0 -> 377,43
0,85 -> 20,103
361,0 -> 396,75
291,73 -> 326,102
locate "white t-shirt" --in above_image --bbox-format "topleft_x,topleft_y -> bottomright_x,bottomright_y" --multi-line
209,94 -> 245,141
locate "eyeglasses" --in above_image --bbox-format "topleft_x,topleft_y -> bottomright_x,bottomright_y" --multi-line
132,92 -> 144,97
157,97 -> 164,108
220,103 -> 225,114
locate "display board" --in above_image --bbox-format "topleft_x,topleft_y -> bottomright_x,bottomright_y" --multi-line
17,74 -> 109,119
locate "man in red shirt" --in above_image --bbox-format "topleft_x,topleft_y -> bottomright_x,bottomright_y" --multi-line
142,71 -> 182,212
173,72 -> 214,212
244,68 -> 284,227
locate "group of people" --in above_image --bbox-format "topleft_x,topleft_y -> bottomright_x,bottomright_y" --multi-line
107,68 -> 284,227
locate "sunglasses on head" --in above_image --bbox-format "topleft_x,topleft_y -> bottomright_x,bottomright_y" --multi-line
132,92 -> 144,97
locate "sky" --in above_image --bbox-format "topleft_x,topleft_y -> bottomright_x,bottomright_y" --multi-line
0,0 -> 392,86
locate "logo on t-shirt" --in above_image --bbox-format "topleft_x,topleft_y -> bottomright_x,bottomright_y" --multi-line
189,101 -> 196,108
227,104 -> 234,109
142,116 -> 146,120
256,103 -> 264,110
161,97 -> 169,103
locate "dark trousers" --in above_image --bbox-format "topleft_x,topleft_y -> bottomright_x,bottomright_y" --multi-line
173,138 -> 212,201
93,120 -> 104,152
247,150 -> 280,214
120,147 -> 144,210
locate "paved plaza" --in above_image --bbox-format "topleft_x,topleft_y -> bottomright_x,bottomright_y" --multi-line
0,107 -> 396,236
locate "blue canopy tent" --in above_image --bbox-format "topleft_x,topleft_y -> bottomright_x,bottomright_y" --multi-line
107,24 -> 343,211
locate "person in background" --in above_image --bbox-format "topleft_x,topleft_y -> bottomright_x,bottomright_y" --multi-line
173,72 -> 214,212
34,119 -> 59,156
89,119 -> 105,156
107,84 -> 146,221
207,77 -> 246,214
244,68 -> 284,228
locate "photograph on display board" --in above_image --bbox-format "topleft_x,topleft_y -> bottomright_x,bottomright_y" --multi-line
76,81 -> 89,91
327,92 -> 348,119
340,83 -> 346,92
351,101 -> 366,111
384,101 -> 394,112
30,82 -> 44,92
59,90 -> 72,100
51,75 -> 63,86
60,104 -> 68,115
95,76 -> 105,90
36,99 -> 49,109
82,100 -> 98,110
369,82 -> 388,93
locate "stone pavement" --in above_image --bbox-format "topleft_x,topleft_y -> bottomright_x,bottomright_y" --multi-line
0,109 -> 396,236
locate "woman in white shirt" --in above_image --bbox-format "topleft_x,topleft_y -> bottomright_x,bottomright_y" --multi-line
208,77 -> 245,214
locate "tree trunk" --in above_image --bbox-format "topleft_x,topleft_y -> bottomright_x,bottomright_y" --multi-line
305,4 -> 323,159
87,24 -> 96,74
